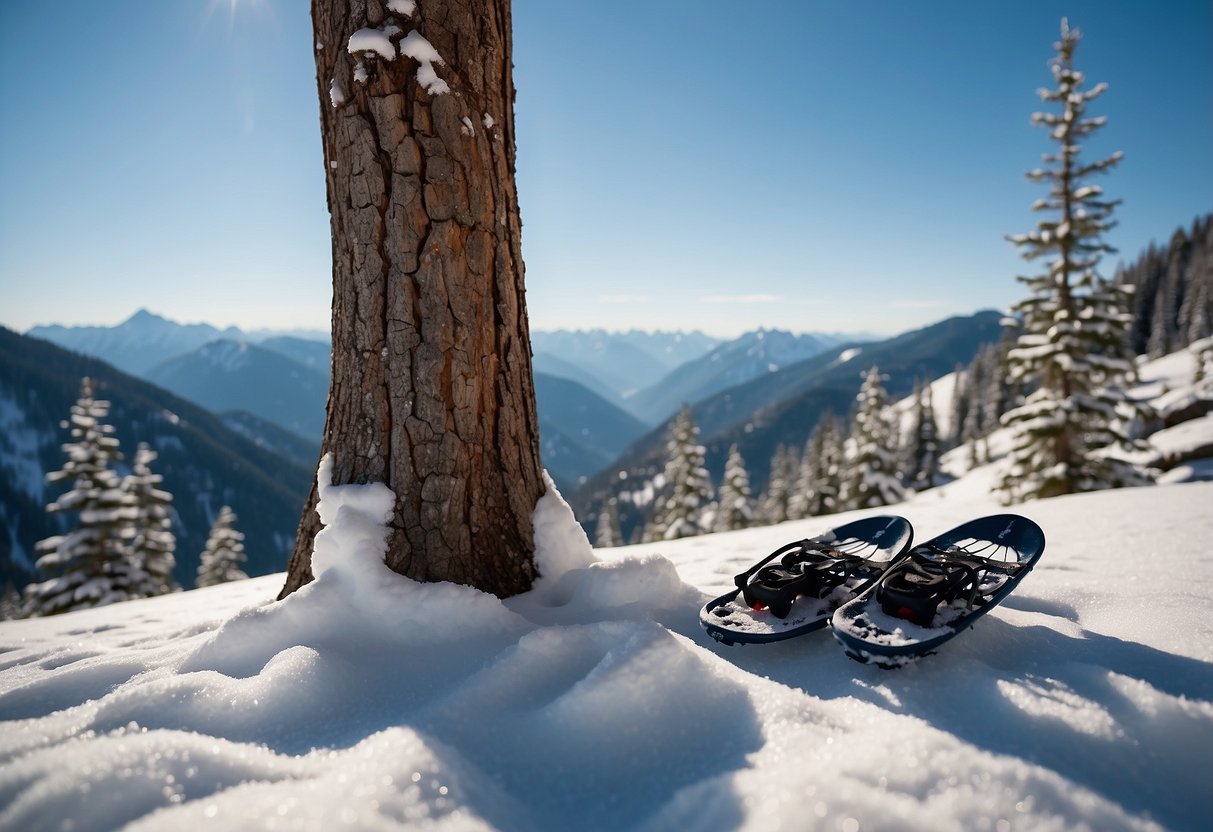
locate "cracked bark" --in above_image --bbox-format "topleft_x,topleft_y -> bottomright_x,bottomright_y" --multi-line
280,0 -> 543,599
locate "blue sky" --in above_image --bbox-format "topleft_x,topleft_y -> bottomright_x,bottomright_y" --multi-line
1,1 -> 1209,337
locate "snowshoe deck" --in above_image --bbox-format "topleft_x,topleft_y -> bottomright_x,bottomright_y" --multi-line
700,516 -> 913,646
831,514 -> 1045,668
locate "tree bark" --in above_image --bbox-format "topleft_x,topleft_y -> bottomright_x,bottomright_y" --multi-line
280,0 -> 544,599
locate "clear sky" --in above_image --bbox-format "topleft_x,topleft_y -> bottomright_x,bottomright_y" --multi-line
1,1 -> 1209,338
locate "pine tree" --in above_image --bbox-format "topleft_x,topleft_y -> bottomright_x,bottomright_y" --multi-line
125,443 -> 179,597
196,506 -> 249,587
787,438 -> 815,521
998,19 -> 1150,503
25,378 -> 142,616
903,382 -> 941,492
961,352 -> 988,467
807,413 -> 843,516
594,500 -> 623,548
0,583 -> 22,620
650,407 -> 714,540
839,367 -> 905,510
1147,230 -> 1190,358
947,362 -> 968,449
1192,335 -> 1213,386
759,444 -> 797,524
712,444 -> 755,532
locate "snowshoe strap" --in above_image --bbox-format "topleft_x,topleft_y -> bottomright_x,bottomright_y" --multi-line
738,540 -> 870,620
877,546 -> 1024,627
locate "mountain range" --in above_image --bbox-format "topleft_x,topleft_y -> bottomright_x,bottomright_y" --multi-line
624,329 -> 838,424
0,327 -> 311,591
568,311 -> 1005,539
28,310 -> 247,376
26,313 -> 863,485
145,339 -> 329,441
11,310 -> 1001,560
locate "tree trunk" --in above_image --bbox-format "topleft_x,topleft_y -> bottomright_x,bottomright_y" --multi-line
280,0 -> 544,599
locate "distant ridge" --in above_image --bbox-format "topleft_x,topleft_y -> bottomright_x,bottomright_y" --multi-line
569,311 -> 1004,536
0,327 -> 311,591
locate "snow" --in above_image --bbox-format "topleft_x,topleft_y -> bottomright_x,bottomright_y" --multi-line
399,30 -> 449,96
834,347 -> 863,365
387,0 -> 417,16
3,362 -> 1213,830
347,28 -> 397,62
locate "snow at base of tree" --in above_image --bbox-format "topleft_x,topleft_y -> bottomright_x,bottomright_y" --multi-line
0,353 -> 1211,831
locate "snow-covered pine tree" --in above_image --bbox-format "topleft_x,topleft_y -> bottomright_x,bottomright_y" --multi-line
961,351 -> 989,467
650,407 -> 714,540
0,583 -> 22,620
24,378 -> 142,616
712,444 -> 755,532
787,438 -> 815,521
196,506 -> 249,587
594,500 -> 623,548
807,412 -> 843,516
1147,230 -> 1189,359
902,382 -> 941,493
982,339 -> 1018,436
759,444 -> 797,524
1192,335 -> 1213,386
998,19 -> 1150,503
839,366 -> 905,510
947,362 -> 968,449
1178,216 -> 1212,345
125,443 -> 179,597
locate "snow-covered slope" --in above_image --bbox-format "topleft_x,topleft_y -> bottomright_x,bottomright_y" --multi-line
2,453 -> 1211,830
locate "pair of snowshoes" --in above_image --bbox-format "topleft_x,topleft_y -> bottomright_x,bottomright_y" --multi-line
698,514 -> 1045,668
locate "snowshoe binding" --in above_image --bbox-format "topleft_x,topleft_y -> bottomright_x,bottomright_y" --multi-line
832,514 -> 1045,668
700,515 -> 914,646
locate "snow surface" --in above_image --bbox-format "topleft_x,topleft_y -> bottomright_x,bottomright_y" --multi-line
2,362 -> 1213,830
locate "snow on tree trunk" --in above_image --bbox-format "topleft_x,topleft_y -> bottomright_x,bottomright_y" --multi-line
997,18 -> 1151,503
283,0 -> 545,600
196,506 -> 250,588
125,442 -> 179,597
712,444 -> 755,532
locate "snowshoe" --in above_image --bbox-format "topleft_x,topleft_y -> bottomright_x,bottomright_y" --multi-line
831,514 -> 1045,668
700,515 -> 914,646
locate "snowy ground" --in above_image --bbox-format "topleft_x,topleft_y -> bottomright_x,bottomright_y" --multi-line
2,354 -> 1211,832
